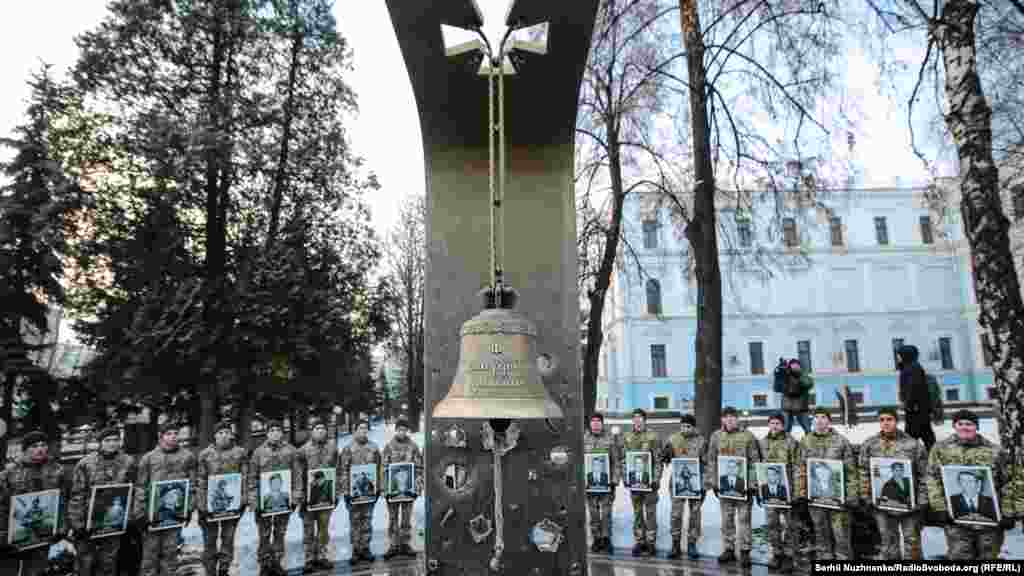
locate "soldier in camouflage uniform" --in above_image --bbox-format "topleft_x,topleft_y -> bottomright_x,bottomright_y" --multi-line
858,406 -> 926,560
70,426 -> 137,576
136,422 -> 198,576
340,419 -> 381,565
0,430 -> 68,576
382,417 -> 422,559
758,412 -> 800,571
298,417 -> 338,571
622,408 -> 661,556
705,406 -> 760,566
584,413 -> 618,554
249,419 -> 301,576
661,413 -> 705,560
196,420 -> 247,576
795,407 -> 859,561
927,409 -> 1018,559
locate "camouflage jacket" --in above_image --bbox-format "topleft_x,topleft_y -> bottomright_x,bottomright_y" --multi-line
0,455 -> 68,541
248,440 -> 301,510
584,431 -> 621,486
382,437 -> 424,493
69,451 -> 137,531
859,430 -> 927,512
759,431 -> 800,492
196,443 -> 248,513
797,428 -> 859,502
339,438 -> 381,499
705,427 -> 761,492
927,433 -> 1016,519
135,446 -> 198,521
622,429 -> 663,487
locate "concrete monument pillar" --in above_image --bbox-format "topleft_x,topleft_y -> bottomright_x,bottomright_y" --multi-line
384,2 -> 598,575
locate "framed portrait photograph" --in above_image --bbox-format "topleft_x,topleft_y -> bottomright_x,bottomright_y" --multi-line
87,483 -> 132,538
756,463 -> 791,508
306,468 -> 337,511
259,470 -> 292,516
870,457 -> 914,513
941,465 -> 1000,527
207,473 -> 243,521
718,456 -> 748,501
807,458 -> 845,510
349,463 -> 378,504
8,489 -> 61,550
385,463 -> 417,503
585,452 -> 612,494
149,479 -> 190,532
671,458 -> 702,500
624,451 -> 653,492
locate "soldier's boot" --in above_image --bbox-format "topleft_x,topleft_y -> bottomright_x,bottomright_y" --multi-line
768,553 -> 782,569
384,546 -> 400,560
316,558 -> 334,570
304,560 -> 319,572
400,543 -> 416,557
591,538 -> 604,553
740,549 -> 752,567
668,541 -> 683,559
687,543 -> 699,560
780,554 -> 794,573
632,542 -> 644,556
718,549 -> 736,563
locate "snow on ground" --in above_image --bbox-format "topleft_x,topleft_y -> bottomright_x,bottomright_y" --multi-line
227,419 -> 1019,575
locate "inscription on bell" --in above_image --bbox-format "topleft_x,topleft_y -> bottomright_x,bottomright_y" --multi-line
470,357 -> 527,390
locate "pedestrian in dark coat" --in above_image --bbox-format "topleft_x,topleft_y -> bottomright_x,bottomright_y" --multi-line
896,345 -> 935,450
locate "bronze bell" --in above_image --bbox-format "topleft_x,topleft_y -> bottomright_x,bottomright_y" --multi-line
433,287 -> 563,420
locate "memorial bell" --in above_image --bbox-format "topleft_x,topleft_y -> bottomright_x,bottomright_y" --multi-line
433,285 -> 563,419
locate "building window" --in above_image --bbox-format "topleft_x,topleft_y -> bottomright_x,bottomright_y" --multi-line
844,339 -> 860,372
945,387 -> 959,402
783,218 -> 798,247
797,340 -> 812,372
920,215 -> 934,244
749,341 -> 765,375
986,387 -> 997,401
653,396 -> 670,410
752,393 -> 768,408
651,344 -> 667,378
939,337 -> 954,370
875,216 -> 889,245
830,216 -> 843,246
738,221 -> 753,248
615,396 -> 622,410
643,219 -> 658,249
892,338 -> 904,369
646,279 -> 662,315
848,388 -> 865,405
980,334 -> 992,366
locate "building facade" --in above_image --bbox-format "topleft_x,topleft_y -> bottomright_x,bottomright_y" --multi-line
597,183 -> 1002,413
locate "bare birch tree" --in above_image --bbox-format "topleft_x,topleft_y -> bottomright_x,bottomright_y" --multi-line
385,193 -> 425,431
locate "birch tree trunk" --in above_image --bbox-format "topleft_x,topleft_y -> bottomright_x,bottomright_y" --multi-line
934,0 -> 1024,466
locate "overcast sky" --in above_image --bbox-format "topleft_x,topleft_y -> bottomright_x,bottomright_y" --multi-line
1,1 -> 946,238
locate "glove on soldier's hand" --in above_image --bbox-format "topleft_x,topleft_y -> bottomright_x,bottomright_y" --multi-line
998,517 -> 1018,531
925,509 -> 951,526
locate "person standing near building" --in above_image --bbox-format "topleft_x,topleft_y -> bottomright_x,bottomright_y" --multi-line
382,417 -> 422,560
0,431 -> 68,576
795,407 -> 859,561
69,425 -> 137,576
705,406 -> 760,566
135,422 -> 198,576
896,345 -> 936,450
859,407 -> 927,560
622,408 -> 661,556
927,409 -> 1018,559
297,417 -> 337,572
584,413 -> 618,554
340,420 -> 381,565
661,413 -> 705,560
249,419 -> 301,576
759,412 -> 800,572
781,359 -> 814,435
196,420 -> 247,576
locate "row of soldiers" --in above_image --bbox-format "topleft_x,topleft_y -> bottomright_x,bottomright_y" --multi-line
0,416 -> 423,576
585,406 -> 1021,572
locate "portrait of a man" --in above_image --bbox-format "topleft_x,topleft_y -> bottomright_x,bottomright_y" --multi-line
307,468 -> 336,511
386,463 -> 416,502
259,470 -> 291,516
350,463 -> 378,504
807,458 -> 844,509
586,453 -> 611,493
9,490 -> 60,549
942,466 -> 1000,525
149,479 -> 190,531
757,463 -> 790,506
671,458 -> 701,499
88,484 -> 133,538
717,456 -> 748,500
870,458 -> 914,511
207,473 -> 242,521
625,451 -> 652,492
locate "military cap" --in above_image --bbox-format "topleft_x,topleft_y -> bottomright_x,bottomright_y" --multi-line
632,408 -> 647,418
590,413 -> 605,422
309,417 -> 326,430
98,426 -> 121,441
680,414 -> 696,426
21,430 -> 48,449
813,406 -> 832,419
159,421 -> 180,435
722,406 -> 739,417
767,412 -> 785,424
877,406 -> 899,419
214,420 -> 234,434
356,419 -> 370,429
265,419 -> 283,431
951,409 -> 979,426
395,417 -> 410,429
